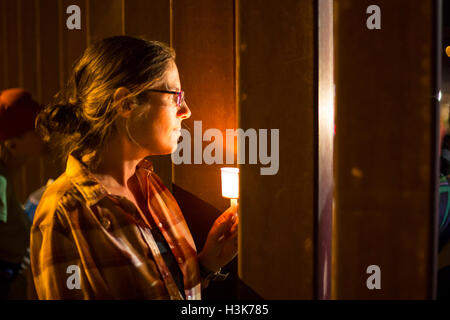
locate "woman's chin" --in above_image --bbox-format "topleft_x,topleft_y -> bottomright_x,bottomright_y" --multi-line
154,144 -> 178,156
169,143 -> 179,154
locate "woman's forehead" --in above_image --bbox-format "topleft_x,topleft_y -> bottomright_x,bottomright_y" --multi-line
164,61 -> 181,89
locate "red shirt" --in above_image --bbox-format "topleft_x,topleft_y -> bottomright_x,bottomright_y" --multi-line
30,155 -> 202,299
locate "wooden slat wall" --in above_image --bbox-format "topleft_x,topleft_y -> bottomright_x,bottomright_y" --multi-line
38,0 -> 65,183
1,0 -> 40,202
3,0 -> 19,88
20,0 -> 38,99
318,0 -> 334,300
172,0 -> 236,212
124,0 -> 170,41
0,0 -> 5,90
88,0 -> 123,44
19,0 -> 41,203
60,0 -> 86,86
238,0 -> 316,299
332,0 -> 439,299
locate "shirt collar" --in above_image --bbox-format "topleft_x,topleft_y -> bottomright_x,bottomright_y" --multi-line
138,157 -> 155,172
65,154 -> 155,206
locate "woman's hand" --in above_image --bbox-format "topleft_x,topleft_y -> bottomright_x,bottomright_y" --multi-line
198,203 -> 239,273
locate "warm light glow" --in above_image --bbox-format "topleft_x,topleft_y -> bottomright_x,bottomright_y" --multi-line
446,46 -> 450,58
221,167 -> 239,199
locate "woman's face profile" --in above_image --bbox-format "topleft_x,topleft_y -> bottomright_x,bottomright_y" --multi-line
128,60 -> 191,156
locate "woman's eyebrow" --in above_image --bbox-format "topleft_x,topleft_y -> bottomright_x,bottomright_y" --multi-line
164,83 -> 181,91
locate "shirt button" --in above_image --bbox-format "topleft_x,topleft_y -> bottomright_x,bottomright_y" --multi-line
158,222 -> 163,228
100,217 -> 111,229
177,257 -> 183,264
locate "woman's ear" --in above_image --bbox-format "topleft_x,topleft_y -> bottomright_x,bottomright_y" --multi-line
113,87 -> 133,118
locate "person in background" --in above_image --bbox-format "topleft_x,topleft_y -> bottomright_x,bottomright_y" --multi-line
438,172 -> 450,299
438,102 -> 450,299
0,88 -> 45,299
440,134 -> 450,176
440,103 -> 450,176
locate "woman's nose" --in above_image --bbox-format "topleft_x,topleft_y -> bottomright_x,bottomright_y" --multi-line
178,101 -> 191,119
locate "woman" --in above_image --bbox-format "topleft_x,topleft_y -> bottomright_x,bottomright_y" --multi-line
31,36 -> 238,299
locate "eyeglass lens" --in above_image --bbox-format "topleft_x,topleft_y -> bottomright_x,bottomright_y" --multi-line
177,91 -> 185,106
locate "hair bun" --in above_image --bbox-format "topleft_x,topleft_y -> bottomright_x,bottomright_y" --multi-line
37,102 -> 88,137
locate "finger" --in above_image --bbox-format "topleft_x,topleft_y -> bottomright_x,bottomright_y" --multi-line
222,232 -> 238,256
211,217 -> 234,242
230,219 -> 238,233
211,209 -> 238,242
228,227 -> 238,241
223,205 -> 238,218
224,215 -> 238,236
223,222 -> 239,242
228,212 -> 238,230
216,209 -> 237,229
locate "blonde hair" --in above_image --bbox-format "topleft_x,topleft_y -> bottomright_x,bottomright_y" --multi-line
36,36 -> 175,170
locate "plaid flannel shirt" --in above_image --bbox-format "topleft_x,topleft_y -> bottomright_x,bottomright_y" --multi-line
30,155 -> 201,299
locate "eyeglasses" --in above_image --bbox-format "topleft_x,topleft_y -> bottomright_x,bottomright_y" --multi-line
148,89 -> 185,107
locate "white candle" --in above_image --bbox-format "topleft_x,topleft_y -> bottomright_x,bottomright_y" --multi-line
221,167 -> 239,206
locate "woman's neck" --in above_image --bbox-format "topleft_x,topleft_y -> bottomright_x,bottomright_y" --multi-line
92,133 -> 145,194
